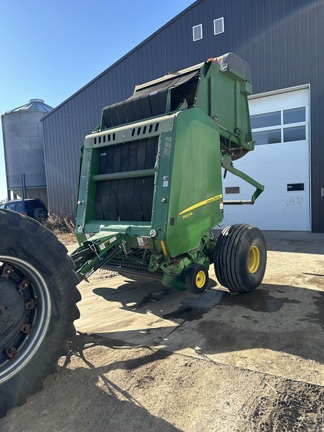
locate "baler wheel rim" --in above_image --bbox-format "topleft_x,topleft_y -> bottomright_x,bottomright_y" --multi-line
185,263 -> 209,294
195,270 -> 207,288
248,245 -> 260,274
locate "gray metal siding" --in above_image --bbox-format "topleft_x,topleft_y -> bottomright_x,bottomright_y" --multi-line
43,0 -> 324,231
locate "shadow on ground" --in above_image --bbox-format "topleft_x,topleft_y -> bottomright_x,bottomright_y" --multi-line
92,279 -> 324,365
1,340 -> 181,432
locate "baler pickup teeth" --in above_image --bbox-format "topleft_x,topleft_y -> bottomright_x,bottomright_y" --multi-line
71,233 -> 125,282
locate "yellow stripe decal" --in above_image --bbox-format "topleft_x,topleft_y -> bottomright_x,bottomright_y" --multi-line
160,240 -> 168,256
179,194 -> 223,216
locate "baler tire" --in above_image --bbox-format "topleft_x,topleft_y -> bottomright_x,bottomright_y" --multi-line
214,224 -> 266,292
185,263 -> 209,294
0,210 -> 81,418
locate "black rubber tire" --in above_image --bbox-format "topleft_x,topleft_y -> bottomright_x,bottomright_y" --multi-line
185,263 -> 209,294
0,210 -> 80,418
214,224 -> 266,292
33,207 -> 47,222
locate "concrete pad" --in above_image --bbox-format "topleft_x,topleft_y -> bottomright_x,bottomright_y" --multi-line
75,232 -> 324,386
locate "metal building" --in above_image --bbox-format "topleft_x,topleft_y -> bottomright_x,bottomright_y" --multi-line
42,0 -> 324,232
2,99 -> 53,203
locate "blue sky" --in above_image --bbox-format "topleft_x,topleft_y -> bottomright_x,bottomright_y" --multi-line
0,0 -> 195,201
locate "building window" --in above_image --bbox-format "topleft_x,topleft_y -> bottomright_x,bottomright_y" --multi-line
214,17 -> 224,35
252,129 -> 281,145
251,111 -> 281,129
283,107 -> 305,124
193,24 -> 203,41
251,106 -> 306,145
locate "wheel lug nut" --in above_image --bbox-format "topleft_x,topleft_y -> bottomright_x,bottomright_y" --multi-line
19,278 -> 30,290
26,299 -> 37,310
21,324 -> 32,334
6,346 -> 18,359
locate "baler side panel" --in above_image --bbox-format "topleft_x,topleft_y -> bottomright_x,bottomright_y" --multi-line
166,109 -> 223,258
76,138 -> 99,235
151,131 -> 173,238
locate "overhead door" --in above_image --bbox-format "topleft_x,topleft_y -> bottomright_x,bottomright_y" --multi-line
221,86 -> 310,231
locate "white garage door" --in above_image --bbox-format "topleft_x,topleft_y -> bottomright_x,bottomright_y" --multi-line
221,86 -> 310,231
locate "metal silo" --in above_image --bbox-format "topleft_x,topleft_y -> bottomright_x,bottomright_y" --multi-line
1,99 -> 53,204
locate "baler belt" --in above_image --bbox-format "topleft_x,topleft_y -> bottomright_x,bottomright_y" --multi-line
94,138 -> 158,222
118,144 -> 131,220
133,141 -> 146,220
102,70 -> 199,127
141,178 -> 153,221
101,143 -> 121,220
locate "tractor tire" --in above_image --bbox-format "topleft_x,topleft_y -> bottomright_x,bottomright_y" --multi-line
185,263 -> 209,294
214,224 -> 266,292
0,210 -> 80,418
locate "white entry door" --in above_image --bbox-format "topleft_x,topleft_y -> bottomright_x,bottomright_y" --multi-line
221,86 -> 310,231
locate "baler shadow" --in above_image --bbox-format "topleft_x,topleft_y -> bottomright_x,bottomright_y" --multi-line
93,276 -> 217,315
92,280 -> 324,365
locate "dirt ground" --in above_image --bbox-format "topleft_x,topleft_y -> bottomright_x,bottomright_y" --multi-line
1,231 -> 323,432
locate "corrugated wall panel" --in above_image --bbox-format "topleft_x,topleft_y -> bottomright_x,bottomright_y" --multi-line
309,1 -> 324,233
43,0 -> 324,231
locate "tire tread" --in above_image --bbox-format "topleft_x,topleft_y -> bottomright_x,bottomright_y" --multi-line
214,224 -> 266,292
0,210 -> 80,418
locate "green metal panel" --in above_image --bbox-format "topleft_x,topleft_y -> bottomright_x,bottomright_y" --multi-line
75,138 -> 99,236
150,130 -> 173,238
165,108 -> 223,257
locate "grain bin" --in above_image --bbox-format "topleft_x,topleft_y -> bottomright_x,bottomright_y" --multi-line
1,99 -> 53,203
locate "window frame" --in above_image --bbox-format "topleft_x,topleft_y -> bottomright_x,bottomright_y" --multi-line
192,24 -> 203,41
213,17 -> 224,35
251,106 -> 307,146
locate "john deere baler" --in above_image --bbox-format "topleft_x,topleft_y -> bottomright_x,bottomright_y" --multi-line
72,53 -> 266,293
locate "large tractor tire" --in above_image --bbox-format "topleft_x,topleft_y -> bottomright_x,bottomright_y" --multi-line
214,224 -> 266,292
0,210 -> 80,418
